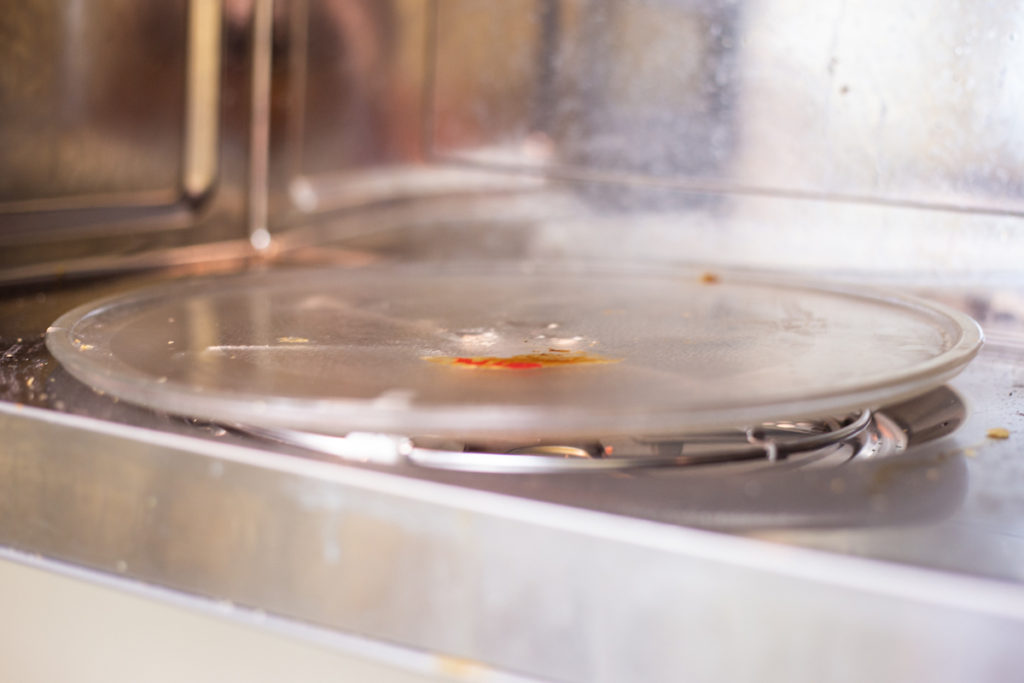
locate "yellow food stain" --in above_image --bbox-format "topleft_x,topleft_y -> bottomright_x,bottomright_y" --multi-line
987,427 -> 1010,439
869,450 -> 957,493
435,655 -> 486,679
277,336 -> 310,344
79,344 -> 94,351
700,271 -> 720,284
424,351 -> 620,370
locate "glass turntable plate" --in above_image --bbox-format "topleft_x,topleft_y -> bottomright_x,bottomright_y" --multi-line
46,264 -> 982,439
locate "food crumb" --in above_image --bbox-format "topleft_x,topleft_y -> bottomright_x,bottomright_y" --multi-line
700,272 -> 720,284
987,427 -> 1010,439
277,336 -> 310,344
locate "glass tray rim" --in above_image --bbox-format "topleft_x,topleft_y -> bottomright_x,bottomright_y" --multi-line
46,263 -> 984,438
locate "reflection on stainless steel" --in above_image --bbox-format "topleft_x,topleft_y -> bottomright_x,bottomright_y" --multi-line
0,0 -> 251,280
429,0 -> 1024,213
271,0 -> 430,221
183,0 -> 223,199
256,0 -> 1024,273
432,0 -> 740,179
0,0 -> 187,210
248,0 -> 274,249
0,396 -> 1016,683
3,0 -> 1024,275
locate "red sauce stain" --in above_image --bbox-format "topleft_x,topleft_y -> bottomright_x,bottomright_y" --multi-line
425,351 -> 619,370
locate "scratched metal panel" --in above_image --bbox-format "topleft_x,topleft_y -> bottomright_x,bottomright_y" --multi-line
429,0 -> 1024,216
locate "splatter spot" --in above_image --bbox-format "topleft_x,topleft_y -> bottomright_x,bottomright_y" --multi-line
425,351 -> 619,370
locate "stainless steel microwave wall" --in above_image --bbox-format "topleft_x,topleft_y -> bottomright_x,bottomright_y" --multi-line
3,0 -> 1024,278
